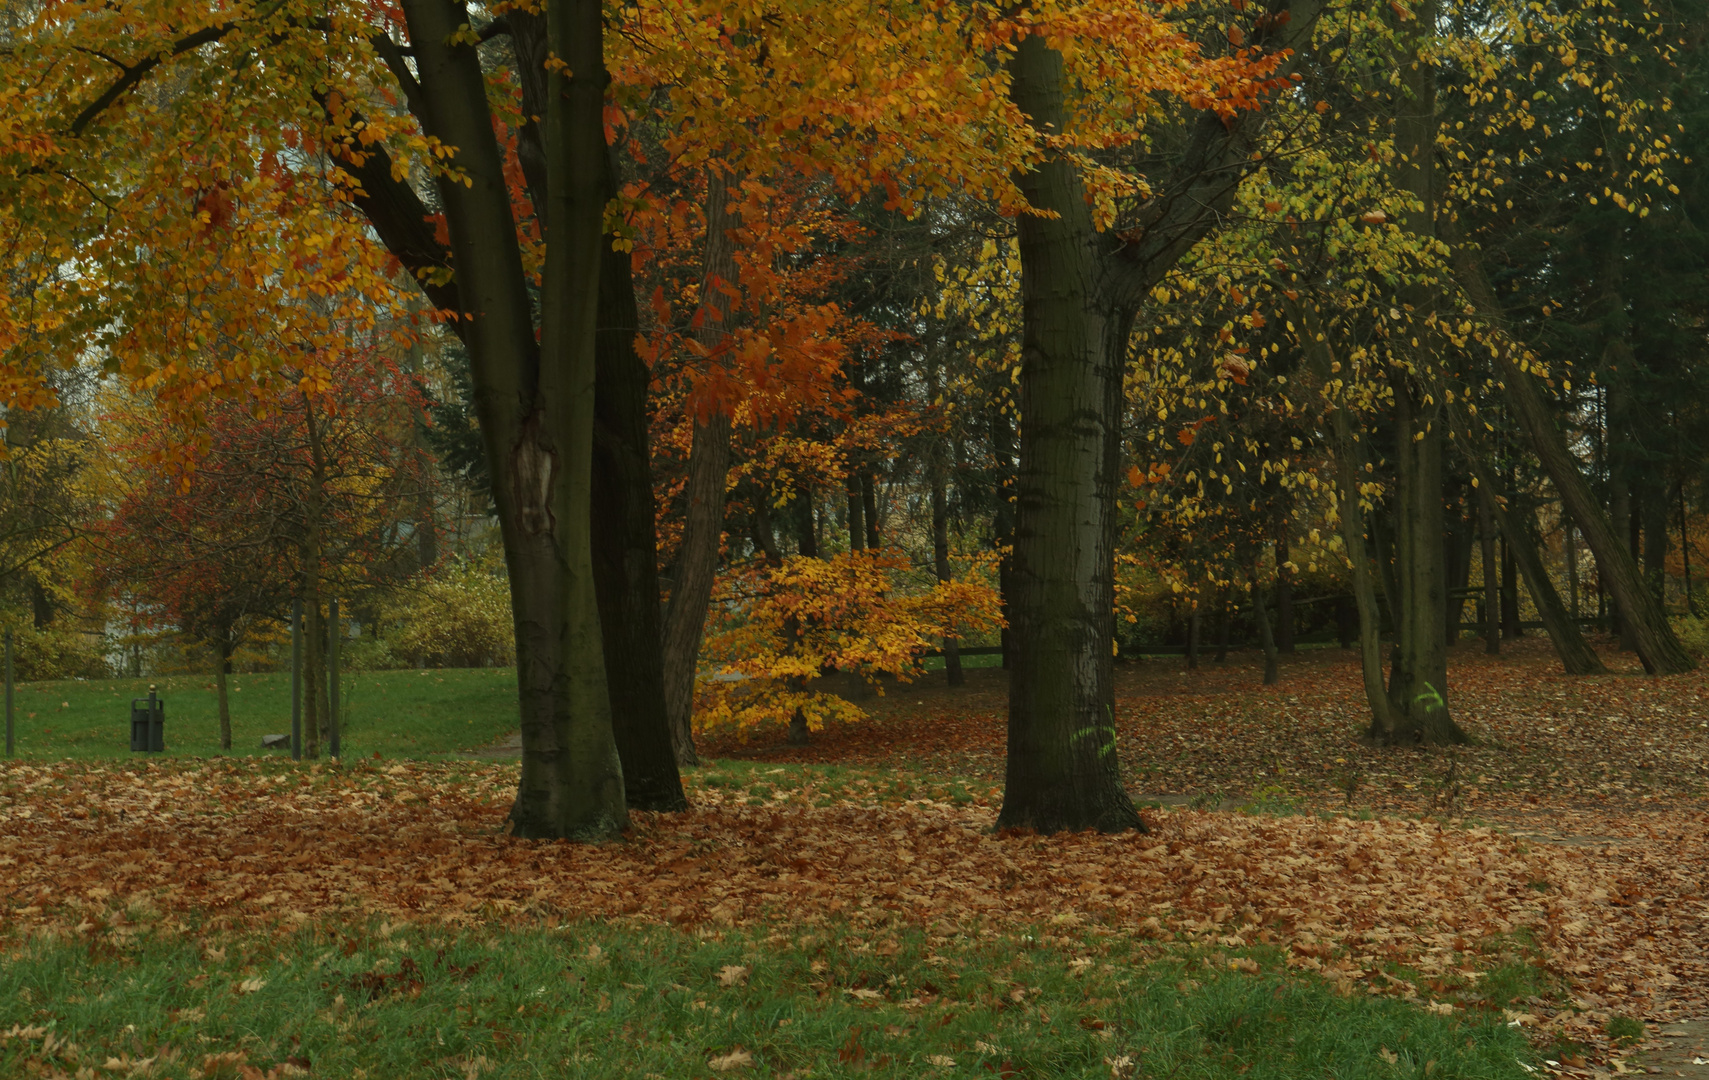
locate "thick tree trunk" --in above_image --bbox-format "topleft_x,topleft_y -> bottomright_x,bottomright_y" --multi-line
1501,531 -> 1521,639
998,35 -> 1141,834
1450,244 -> 1692,673
508,14 -> 680,809
1383,375 -> 1466,744
659,169 -> 742,769
592,149 -> 687,811
1377,0 -> 1466,746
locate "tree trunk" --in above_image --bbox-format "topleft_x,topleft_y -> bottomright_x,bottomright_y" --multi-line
795,487 -> 818,558
659,169 -> 742,769
929,402 -> 965,687
1486,486 -> 1605,674
1450,242 -> 1692,673
1501,532 -> 1521,639
845,471 -> 866,551
1478,485 -> 1500,654
1444,478 -> 1475,644
1186,602 -> 1201,671
1375,0 -> 1466,746
215,628 -> 234,752
997,34 -> 1141,834
301,392 -> 328,761
591,145 -> 687,811
1299,308 -> 1400,732
1643,478 -> 1669,604
991,406 -> 1017,670
1274,513 -> 1295,654
861,471 -> 881,550
1383,373 -> 1466,744
508,12 -> 680,809
1251,576 -> 1279,685
1215,593 -> 1232,663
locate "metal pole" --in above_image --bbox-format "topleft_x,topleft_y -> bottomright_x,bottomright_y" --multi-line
291,599 -> 302,761
4,629 -> 12,758
329,597 -> 340,760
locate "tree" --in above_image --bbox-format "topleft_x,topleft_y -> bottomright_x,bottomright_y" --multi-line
93,349 -> 435,751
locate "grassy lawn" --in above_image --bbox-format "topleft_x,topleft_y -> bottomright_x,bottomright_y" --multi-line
0,918 -> 1540,1079
1,668 -> 519,760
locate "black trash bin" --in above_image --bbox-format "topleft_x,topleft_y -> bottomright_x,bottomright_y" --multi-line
130,688 -> 164,752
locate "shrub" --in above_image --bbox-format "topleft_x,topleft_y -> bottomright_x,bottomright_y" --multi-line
381,561 -> 514,668
0,620 -> 110,681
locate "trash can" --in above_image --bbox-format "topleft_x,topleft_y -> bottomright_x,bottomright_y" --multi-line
130,688 -> 164,752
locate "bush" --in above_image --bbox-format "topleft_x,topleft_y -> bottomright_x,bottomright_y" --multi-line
381,561 -> 514,668
1672,615 -> 1709,658
0,621 -> 110,681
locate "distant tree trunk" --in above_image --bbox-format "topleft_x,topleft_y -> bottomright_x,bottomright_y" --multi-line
27,577 -> 52,630
659,168 -> 742,769
1449,413 -> 1606,674
215,627 -> 234,752
1501,532 -> 1521,639
1478,487 -> 1500,654
929,394 -> 965,686
1451,241 -> 1693,672
1250,576 -> 1279,686
1274,513 -> 1294,653
1643,479 -> 1669,604
862,471 -> 881,550
845,472 -> 866,551
795,488 -> 818,558
301,393 -> 329,760
1682,487 -> 1696,617
1215,593 -> 1232,663
1444,479 -> 1475,644
1566,522 -> 1580,622
1186,602 -> 1201,670
991,405 -> 1017,671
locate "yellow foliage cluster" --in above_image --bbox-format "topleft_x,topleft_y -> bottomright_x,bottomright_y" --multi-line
694,550 -> 1002,737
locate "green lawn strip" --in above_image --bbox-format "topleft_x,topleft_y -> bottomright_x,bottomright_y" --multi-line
1,668 -> 519,761
0,919 -> 1540,1079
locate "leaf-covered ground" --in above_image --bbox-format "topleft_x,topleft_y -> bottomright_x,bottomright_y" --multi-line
2,638 -> 1705,1074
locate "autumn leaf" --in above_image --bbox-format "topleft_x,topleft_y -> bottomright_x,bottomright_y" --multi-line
709,1047 -> 753,1071
718,964 -> 750,986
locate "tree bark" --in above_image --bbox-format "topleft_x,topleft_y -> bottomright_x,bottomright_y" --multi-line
1251,576 -> 1279,685
658,169 -> 742,769
845,471 -> 866,551
861,471 -> 881,549
1273,512 -> 1295,653
929,399 -> 965,686
998,34 -> 1142,834
1478,484 -> 1500,654
1186,602 -> 1201,671
508,13 -> 681,809
1449,233 -> 1693,673
1296,305 -> 1400,732
216,626 -> 234,752
591,147 -> 687,811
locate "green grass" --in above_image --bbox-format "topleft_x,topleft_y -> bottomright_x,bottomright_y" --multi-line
0,668 -> 519,761
0,918 -> 1540,1079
